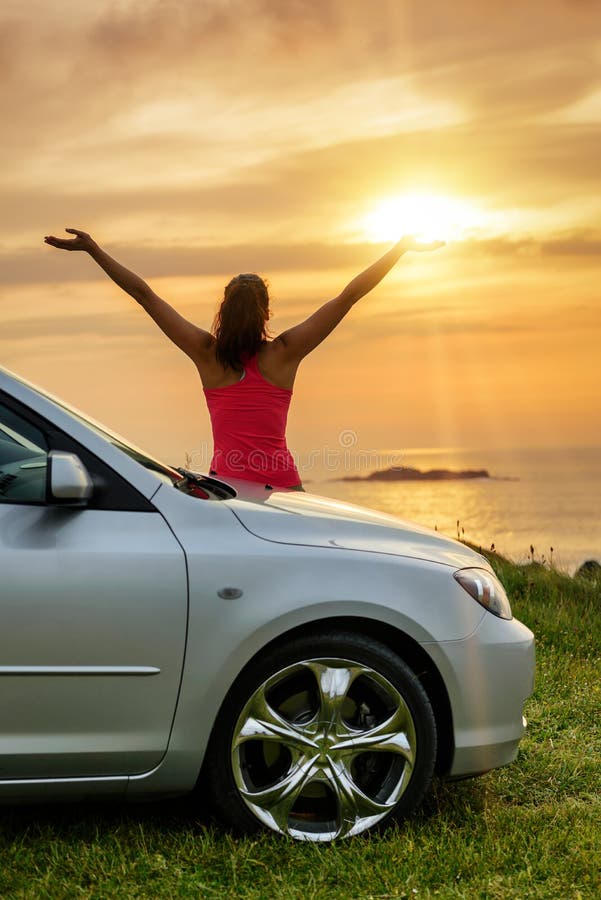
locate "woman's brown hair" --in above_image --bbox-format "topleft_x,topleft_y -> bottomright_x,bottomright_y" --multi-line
212,274 -> 271,371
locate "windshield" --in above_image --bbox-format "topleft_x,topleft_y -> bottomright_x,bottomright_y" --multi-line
7,370 -> 182,484
5,369 -> 236,499
53,401 -> 181,484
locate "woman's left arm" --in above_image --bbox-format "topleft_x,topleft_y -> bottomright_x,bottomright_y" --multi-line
273,236 -> 444,361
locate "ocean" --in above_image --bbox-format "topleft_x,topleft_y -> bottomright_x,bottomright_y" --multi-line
304,446 -> 601,575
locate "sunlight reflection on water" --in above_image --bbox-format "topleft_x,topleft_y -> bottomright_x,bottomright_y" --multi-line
308,446 -> 601,574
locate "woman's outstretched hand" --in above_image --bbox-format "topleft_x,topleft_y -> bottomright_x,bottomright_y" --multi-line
44,228 -> 97,252
399,235 -> 445,253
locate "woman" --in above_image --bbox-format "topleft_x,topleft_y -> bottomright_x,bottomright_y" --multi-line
44,229 -> 443,490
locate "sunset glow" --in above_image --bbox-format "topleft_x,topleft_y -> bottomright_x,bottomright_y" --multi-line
0,0 -> 600,461
361,194 -> 484,243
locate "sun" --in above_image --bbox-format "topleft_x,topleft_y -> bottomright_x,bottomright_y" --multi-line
361,193 -> 483,243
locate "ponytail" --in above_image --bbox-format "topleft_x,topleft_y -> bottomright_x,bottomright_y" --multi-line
212,274 -> 270,370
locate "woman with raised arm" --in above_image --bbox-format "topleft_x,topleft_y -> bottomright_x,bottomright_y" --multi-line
44,229 -> 443,490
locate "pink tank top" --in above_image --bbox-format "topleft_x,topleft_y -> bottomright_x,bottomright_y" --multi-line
203,354 -> 301,487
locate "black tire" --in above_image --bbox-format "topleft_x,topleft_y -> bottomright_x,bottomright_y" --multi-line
203,630 -> 437,841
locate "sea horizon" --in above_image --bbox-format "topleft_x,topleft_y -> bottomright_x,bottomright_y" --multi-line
300,444 -> 601,576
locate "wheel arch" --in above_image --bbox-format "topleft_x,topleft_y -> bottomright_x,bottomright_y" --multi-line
209,614 -> 454,777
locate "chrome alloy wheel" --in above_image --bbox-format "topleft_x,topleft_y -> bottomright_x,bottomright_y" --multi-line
231,658 -> 417,841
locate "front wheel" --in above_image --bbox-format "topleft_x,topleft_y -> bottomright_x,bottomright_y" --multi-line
204,631 -> 437,841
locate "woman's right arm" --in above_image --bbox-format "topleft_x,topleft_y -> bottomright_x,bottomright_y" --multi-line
44,229 -> 212,360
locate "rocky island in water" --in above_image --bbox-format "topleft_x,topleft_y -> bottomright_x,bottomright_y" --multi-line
334,466 -> 490,483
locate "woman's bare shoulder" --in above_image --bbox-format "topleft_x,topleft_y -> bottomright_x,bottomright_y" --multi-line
194,340 -> 231,388
257,339 -> 299,389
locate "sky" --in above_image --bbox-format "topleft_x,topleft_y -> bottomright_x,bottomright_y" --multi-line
1,0 -> 600,472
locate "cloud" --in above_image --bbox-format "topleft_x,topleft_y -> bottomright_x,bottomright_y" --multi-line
457,232 -> 601,258
2,0 -> 600,190
0,312 -> 143,342
3,107 -> 600,260
1,2 -> 600,299
0,241 -> 383,285
2,228 -> 600,291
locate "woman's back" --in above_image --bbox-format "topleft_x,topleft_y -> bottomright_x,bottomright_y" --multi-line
203,351 -> 301,487
196,339 -> 298,392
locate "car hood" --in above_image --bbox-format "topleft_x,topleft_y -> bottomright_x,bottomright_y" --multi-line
227,488 -> 488,569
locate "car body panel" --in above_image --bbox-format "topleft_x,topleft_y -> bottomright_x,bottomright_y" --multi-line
0,501 -> 188,778
127,482 -> 489,795
227,489 -> 487,569
423,614 -> 535,775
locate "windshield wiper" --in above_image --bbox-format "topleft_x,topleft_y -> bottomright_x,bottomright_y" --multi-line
173,467 -> 237,500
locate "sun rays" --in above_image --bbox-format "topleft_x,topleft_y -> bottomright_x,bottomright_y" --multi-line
360,193 -> 485,243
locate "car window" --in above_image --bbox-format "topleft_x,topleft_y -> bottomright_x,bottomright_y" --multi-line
0,403 -> 48,503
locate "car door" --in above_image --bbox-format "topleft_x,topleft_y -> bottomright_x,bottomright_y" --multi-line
0,399 -> 188,779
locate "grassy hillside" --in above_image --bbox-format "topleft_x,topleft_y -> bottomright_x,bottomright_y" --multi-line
0,554 -> 599,899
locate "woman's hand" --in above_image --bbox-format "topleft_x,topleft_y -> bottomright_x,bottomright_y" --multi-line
398,235 -> 445,253
44,228 -> 97,252
398,234 -> 445,251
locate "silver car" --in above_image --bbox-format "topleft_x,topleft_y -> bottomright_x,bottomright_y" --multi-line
0,366 -> 534,842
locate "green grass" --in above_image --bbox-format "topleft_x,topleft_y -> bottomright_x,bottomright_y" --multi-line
0,556 -> 599,899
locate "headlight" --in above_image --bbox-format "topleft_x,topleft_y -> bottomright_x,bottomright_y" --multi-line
453,567 -> 512,620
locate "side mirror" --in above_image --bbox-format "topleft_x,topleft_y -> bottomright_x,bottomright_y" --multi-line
47,451 -> 93,505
